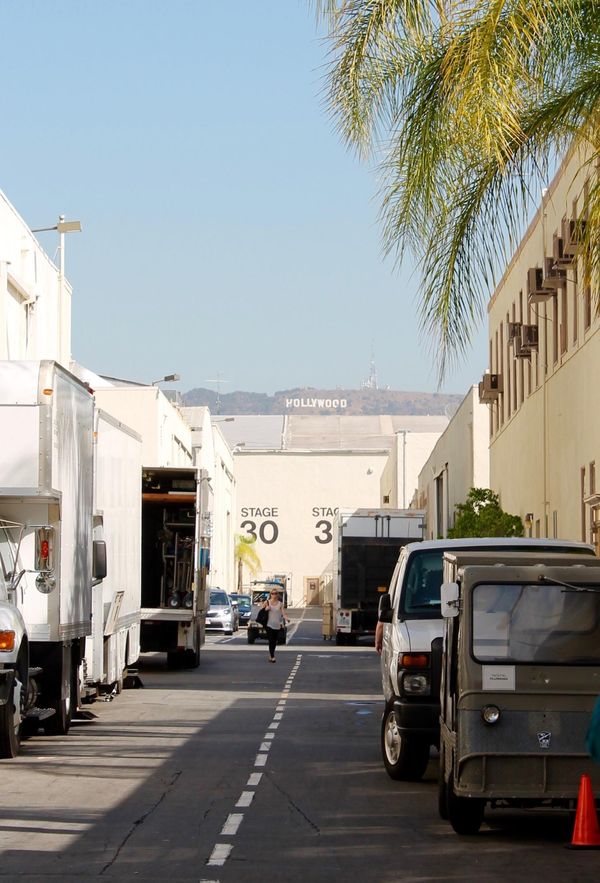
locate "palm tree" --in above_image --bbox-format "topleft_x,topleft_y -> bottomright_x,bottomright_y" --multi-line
234,534 -> 261,592
315,2 -> 600,379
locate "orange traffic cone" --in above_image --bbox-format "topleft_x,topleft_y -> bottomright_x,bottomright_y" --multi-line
568,774 -> 600,849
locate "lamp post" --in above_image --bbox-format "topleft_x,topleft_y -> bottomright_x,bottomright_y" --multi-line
32,216 -> 82,363
151,373 -> 180,386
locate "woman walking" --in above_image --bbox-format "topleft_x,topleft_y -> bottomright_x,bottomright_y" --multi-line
262,590 -> 287,662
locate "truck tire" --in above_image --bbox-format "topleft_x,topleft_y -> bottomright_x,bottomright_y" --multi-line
446,772 -> 484,835
0,686 -> 21,759
183,627 -> 201,669
43,650 -> 76,737
381,699 -> 430,781
335,633 -> 345,646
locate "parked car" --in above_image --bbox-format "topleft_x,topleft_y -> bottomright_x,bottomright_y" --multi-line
206,589 -> 238,635
229,593 -> 252,627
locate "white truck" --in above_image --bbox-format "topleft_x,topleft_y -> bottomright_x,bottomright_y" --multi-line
333,509 -> 426,645
139,466 -> 208,668
377,536 -> 596,782
83,408 -> 142,697
0,360 -> 107,753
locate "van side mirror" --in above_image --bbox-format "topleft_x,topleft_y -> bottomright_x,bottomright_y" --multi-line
378,592 -> 393,623
93,540 -> 107,581
440,582 -> 459,618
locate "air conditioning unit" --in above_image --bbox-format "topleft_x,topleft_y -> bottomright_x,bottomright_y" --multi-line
542,256 -> 567,289
514,324 -> 539,358
527,266 -> 554,303
507,321 -> 521,343
562,217 -> 587,258
552,233 -> 571,267
478,373 -> 503,403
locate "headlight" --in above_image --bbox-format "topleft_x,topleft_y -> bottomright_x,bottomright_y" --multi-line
481,705 -> 501,725
402,673 -> 430,695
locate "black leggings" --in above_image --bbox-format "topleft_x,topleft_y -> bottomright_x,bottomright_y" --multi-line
267,627 -> 279,658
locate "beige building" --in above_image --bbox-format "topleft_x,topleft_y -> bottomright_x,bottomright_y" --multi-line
213,414 -> 447,607
481,146 -> 599,547
416,386 -> 490,537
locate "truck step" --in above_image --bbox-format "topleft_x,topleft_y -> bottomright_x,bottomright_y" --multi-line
26,707 -> 55,721
28,667 -> 43,678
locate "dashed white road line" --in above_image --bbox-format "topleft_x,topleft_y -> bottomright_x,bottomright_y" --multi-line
206,653 -> 302,870
220,813 -> 244,836
208,843 -> 233,866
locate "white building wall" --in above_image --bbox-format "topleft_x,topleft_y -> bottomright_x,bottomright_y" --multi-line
416,387 -> 490,537
485,146 -> 600,544
380,431 -> 445,510
0,190 -> 72,364
234,450 -> 388,607
93,386 -> 193,467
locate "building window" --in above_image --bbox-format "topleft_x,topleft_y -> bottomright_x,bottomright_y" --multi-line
582,466 -> 587,541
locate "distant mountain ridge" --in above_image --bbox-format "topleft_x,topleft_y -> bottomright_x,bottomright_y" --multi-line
182,386 -> 463,416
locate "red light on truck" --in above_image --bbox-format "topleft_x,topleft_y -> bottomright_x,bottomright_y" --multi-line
40,540 -> 50,560
401,653 -> 429,667
0,631 -> 16,651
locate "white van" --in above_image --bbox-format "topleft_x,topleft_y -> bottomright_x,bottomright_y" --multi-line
378,537 -> 596,781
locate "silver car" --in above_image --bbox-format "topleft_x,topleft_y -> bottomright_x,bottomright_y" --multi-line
206,588 -> 238,635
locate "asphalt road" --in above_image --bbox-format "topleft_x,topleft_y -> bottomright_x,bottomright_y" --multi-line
0,609 -> 598,882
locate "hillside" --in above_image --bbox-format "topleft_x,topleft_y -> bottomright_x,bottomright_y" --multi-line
182,386 -> 464,416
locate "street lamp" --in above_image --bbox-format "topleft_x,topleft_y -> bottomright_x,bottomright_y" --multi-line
151,373 -> 180,386
31,215 -> 82,362
212,417 -> 235,423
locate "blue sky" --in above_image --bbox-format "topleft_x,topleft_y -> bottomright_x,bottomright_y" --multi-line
1,0 -> 488,396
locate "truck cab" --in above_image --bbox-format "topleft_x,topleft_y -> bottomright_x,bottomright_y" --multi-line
439,552 -> 600,834
378,537 -> 596,781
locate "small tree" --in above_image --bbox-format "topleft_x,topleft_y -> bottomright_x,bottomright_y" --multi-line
234,534 -> 261,592
447,488 -> 524,539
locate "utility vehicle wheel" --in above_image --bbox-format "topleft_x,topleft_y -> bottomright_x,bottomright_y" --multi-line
247,631 -> 257,645
335,633 -> 345,646
381,699 -> 430,781
0,686 -> 21,758
446,773 -> 484,835
438,745 -> 449,820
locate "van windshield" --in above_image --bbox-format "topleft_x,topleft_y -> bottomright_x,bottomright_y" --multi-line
401,550 -> 443,617
472,582 -> 600,664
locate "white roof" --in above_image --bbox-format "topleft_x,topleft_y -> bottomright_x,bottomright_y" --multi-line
200,414 -> 447,452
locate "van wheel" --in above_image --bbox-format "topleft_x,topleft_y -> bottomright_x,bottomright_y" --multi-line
446,773 -> 484,834
381,700 -> 430,781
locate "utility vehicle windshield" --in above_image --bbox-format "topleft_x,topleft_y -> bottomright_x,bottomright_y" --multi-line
472,582 -> 600,664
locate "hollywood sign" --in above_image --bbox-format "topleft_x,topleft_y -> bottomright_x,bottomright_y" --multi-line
285,397 -> 348,409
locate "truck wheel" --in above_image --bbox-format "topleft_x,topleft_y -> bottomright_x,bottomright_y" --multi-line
43,651 -> 76,737
0,683 -> 21,759
335,633 -> 345,646
247,631 -> 257,645
381,699 -> 430,781
183,627 -> 201,669
446,773 -> 484,835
